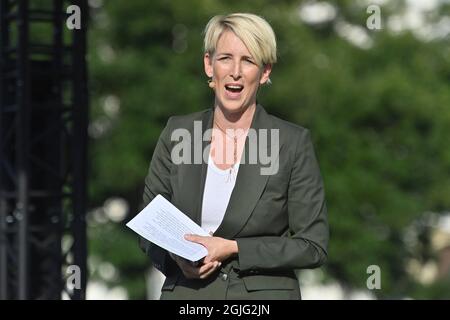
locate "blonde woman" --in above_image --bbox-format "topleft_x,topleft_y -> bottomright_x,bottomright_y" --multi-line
140,13 -> 329,300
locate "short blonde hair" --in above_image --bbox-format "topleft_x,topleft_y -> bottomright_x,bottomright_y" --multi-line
203,13 -> 277,67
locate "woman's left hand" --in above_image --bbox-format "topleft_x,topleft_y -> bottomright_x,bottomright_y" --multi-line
184,234 -> 238,264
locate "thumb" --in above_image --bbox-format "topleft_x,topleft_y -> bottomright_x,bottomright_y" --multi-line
184,234 -> 205,244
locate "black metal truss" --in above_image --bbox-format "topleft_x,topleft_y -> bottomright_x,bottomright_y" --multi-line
0,0 -> 88,300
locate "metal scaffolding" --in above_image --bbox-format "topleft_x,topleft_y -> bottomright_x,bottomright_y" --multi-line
0,0 -> 88,299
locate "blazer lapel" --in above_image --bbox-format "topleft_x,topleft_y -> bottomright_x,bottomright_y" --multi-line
213,104 -> 275,239
195,108 -> 214,224
176,108 -> 213,225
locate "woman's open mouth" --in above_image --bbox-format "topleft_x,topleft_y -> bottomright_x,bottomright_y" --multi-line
224,84 -> 244,99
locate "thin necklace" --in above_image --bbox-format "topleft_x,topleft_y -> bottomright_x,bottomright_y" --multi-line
213,119 -> 248,182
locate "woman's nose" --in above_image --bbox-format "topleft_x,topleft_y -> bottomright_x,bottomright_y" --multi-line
231,61 -> 241,79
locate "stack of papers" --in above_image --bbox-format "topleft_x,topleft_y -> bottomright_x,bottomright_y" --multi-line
126,194 -> 209,262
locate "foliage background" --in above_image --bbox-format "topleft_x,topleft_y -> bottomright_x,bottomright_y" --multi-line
85,0 -> 450,299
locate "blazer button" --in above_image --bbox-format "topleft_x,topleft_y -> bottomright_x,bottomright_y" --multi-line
220,273 -> 228,281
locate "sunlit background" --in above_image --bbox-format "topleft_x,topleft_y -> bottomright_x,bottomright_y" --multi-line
85,0 -> 450,299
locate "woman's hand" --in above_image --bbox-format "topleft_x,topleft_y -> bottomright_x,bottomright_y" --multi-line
169,252 -> 221,279
184,234 -> 238,264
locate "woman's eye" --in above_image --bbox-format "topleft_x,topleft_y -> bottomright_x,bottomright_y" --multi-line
219,56 -> 230,61
244,59 -> 255,64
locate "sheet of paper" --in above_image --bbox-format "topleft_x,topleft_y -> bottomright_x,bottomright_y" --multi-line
126,194 -> 209,262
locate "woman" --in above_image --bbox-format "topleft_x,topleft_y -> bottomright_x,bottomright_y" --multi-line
140,13 -> 328,300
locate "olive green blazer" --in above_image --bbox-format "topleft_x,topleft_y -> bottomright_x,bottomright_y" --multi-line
139,104 -> 329,300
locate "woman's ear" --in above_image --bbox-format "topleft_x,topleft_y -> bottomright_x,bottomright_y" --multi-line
204,53 -> 213,78
259,64 -> 273,85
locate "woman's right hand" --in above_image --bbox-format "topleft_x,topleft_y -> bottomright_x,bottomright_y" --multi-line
169,253 -> 221,279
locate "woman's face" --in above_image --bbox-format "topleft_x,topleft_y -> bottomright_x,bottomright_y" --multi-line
204,30 -> 272,115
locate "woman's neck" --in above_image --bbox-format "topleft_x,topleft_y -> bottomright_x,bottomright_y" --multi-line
213,103 -> 256,130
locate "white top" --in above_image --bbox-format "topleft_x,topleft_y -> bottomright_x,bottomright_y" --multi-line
200,153 -> 241,234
